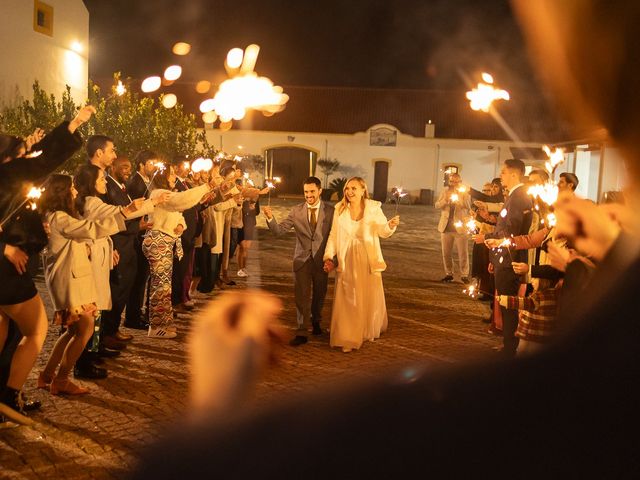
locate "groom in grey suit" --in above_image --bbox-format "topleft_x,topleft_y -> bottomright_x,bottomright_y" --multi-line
262,176 -> 334,346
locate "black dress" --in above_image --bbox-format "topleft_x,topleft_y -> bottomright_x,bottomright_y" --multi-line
0,121 -> 82,305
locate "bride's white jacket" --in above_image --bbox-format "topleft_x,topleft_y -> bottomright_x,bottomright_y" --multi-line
323,198 -> 396,273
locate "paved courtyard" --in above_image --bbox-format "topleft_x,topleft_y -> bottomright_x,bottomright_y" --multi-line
1,201 -> 499,479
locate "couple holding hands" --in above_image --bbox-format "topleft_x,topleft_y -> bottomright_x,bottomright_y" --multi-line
262,176 -> 399,353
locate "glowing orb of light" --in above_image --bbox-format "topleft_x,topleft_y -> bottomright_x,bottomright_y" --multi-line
172,42 -> 191,55
162,94 -> 177,109
141,76 -> 162,93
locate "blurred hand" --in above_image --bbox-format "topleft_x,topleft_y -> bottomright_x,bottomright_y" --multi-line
25,128 -> 45,151
512,262 -> 529,274
174,224 -> 184,236
547,242 -> 571,272
488,262 -> 494,274
262,206 -> 273,220
189,290 -> 285,417
68,105 -> 96,133
388,215 -> 400,228
124,198 -> 145,215
140,218 -> 153,230
600,202 -> 640,237
472,233 -> 486,244
113,249 -> 120,266
152,192 -> 171,206
484,238 -> 501,248
474,200 -> 488,209
323,259 -> 335,273
555,198 -> 621,261
497,295 -> 508,308
4,244 -> 28,274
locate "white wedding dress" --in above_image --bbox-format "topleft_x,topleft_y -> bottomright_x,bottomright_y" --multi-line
330,217 -> 388,350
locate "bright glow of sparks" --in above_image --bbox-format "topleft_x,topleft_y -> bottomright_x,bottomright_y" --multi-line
141,76 -> 162,93
153,161 -> 166,172
191,157 -> 214,173
454,221 -> 463,229
226,48 -> 244,69
466,73 -> 510,112
457,185 -> 468,193
265,181 -> 275,189
272,176 -> 282,183
500,208 -> 507,218
27,186 -> 44,210
465,218 -> 478,234
528,183 -> 559,206
25,150 -> 43,159
115,80 -> 126,96
546,212 -> 557,227
450,193 -> 459,203
498,238 -> 513,249
542,145 -> 565,174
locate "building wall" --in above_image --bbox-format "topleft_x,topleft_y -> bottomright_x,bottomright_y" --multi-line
205,125 -> 546,202
0,0 -> 89,106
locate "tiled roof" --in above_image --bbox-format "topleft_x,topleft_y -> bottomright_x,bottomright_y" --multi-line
97,79 -> 573,143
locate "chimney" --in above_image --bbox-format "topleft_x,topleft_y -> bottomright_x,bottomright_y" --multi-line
425,120 -> 435,138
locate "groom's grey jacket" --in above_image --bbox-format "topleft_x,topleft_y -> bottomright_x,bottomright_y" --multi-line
266,201 -> 334,271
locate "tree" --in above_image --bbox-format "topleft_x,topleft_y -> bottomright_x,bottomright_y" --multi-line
316,158 -> 340,189
0,73 -> 217,172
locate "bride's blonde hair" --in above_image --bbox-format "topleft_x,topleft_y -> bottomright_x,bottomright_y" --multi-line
338,177 -> 370,214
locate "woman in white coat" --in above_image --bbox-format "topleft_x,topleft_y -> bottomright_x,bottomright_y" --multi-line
38,174 -> 126,395
323,177 -> 400,352
73,165 -> 168,339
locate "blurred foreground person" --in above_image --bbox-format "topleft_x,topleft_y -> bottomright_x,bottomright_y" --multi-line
133,1 -> 640,477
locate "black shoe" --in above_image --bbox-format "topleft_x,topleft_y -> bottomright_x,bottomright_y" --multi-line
20,393 -> 41,412
312,324 -> 323,336
441,275 -> 454,283
124,320 -> 149,330
482,314 -> 493,324
97,346 -> 121,358
224,280 -> 236,286
461,277 -> 470,284
0,387 -> 32,425
289,335 -> 308,346
74,363 -> 108,380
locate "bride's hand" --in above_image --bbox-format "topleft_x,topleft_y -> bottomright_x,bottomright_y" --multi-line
388,215 -> 400,228
323,259 -> 335,272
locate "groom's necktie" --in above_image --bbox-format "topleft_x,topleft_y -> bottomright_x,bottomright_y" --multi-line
309,208 -> 317,232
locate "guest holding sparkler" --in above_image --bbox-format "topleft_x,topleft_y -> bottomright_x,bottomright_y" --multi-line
0,107 -> 94,424
125,150 -> 160,330
37,174 -> 130,396
143,165 -> 217,338
323,177 -> 399,352
480,159 -> 533,357
435,173 -> 471,283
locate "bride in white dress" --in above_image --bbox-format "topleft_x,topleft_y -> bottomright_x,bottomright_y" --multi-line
323,177 -> 399,352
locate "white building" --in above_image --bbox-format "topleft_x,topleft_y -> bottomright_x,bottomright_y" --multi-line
196,86 -> 626,203
0,0 -> 89,106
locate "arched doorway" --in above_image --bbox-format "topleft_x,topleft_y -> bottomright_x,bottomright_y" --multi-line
372,159 -> 390,202
264,146 -> 318,196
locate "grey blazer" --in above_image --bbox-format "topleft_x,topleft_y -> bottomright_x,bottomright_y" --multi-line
266,201 -> 334,271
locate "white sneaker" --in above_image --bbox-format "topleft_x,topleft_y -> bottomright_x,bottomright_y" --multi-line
237,269 -> 249,277
148,326 -> 177,339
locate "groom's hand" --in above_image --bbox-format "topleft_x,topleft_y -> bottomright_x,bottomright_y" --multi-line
323,259 -> 335,272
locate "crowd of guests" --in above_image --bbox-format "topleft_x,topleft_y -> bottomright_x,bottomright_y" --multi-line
0,119 -> 264,423
436,160 -> 599,357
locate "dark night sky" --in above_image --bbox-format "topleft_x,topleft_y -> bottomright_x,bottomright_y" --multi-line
82,0 -> 541,94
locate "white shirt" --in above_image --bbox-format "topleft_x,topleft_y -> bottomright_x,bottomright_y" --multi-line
108,175 -> 132,202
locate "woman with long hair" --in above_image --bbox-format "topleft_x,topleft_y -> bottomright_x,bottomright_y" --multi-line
143,164 -> 215,338
0,107 -> 94,424
323,177 -> 399,352
73,165 -> 167,347
37,174 -> 125,396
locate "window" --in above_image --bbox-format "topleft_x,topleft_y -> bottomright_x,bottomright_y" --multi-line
34,0 -> 54,37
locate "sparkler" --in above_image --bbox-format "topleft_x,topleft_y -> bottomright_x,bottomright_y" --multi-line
498,237 -> 515,263
143,161 -> 166,197
392,186 -> 407,215
0,186 -> 45,228
191,158 -> 213,173
465,73 -> 510,113
265,180 -> 275,206
462,278 -> 494,299
105,80 -> 127,101
450,193 -> 459,203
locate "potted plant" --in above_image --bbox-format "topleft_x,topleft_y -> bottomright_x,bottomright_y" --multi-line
317,158 -> 340,200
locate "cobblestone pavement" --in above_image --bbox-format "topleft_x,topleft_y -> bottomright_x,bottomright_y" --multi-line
1,201 -> 499,479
